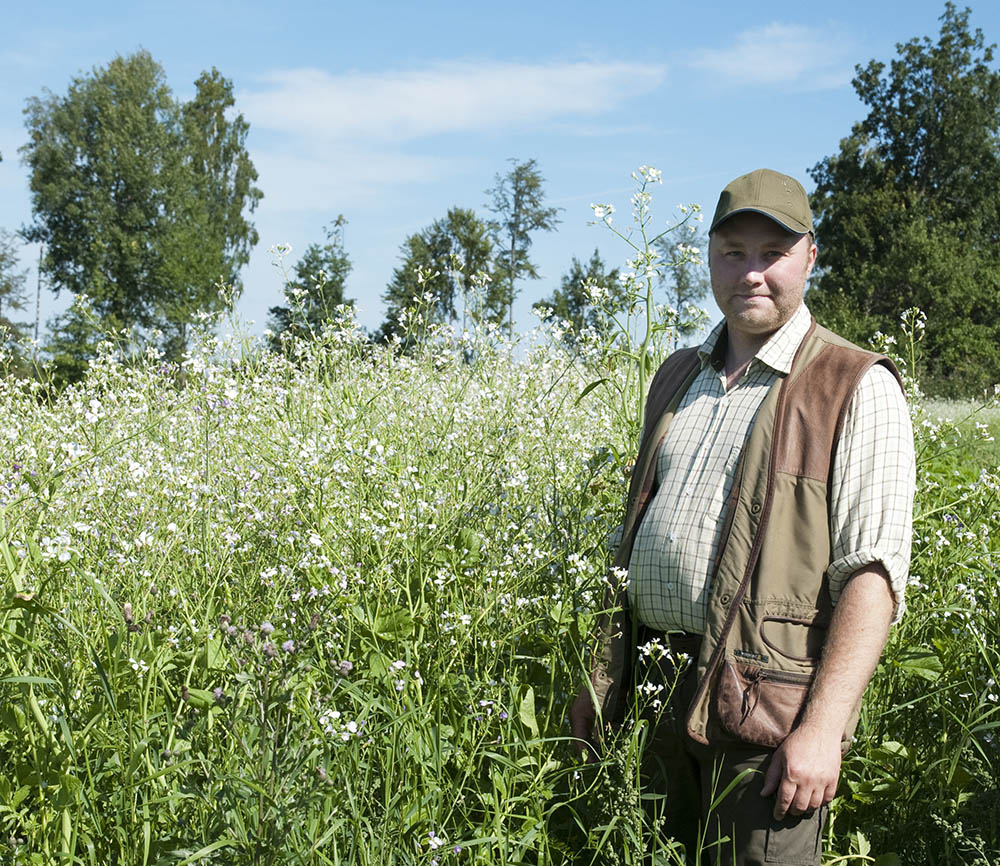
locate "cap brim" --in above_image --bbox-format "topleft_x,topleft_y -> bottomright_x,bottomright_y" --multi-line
711,206 -> 811,235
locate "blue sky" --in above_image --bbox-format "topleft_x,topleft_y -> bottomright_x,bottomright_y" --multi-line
2,1 -> 998,340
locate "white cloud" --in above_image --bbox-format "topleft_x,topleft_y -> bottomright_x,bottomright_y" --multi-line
691,23 -> 854,90
239,60 -> 667,143
251,149 -> 454,213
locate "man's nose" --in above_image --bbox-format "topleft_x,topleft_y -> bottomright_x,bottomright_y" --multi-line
741,257 -> 767,283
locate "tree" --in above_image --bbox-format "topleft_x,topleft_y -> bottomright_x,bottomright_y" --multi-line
0,228 -> 29,344
161,67 -> 263,356
654,226 -> 711,338
269,216 -> 353,346
807,4 -> 1000,393
378,207 -> 495,341
485,159 -> 561,334
535,249 -> 620,344
21,51 -> 262,369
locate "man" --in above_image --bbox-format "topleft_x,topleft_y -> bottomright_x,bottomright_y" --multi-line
570,169 -> 914,865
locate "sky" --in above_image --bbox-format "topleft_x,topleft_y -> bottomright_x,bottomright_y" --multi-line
2,0 -> 999,342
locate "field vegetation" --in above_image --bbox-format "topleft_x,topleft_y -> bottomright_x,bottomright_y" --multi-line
0,174 -> 998,865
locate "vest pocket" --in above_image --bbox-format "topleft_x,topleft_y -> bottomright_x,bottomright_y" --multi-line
715,661 -> 813,749
760,615 -> 826,663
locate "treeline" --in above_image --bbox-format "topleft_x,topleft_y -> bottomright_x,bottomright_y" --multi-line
3,3 -> 1000,393
265,172 -> 710,355
0,46 -> 709,383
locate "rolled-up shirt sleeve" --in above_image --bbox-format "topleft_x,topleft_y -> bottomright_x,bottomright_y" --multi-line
826,362 -> 915,622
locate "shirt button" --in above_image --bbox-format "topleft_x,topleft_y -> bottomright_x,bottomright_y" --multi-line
720,593 -> 731,605
750,501 -> 762,514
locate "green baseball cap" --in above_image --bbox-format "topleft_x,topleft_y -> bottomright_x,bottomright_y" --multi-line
710,168 -> 813,235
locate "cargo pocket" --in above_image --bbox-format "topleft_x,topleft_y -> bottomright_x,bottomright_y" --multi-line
764,805 -> 826,864
715,661 -> 812,749
760,615 -> 826,663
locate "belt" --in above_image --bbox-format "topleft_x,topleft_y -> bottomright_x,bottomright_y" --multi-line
667,631 -> 702,660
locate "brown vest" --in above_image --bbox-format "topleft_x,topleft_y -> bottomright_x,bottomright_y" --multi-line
589,319 -> 902,749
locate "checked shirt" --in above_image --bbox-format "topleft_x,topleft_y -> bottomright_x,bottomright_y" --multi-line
627,304 -> 915,636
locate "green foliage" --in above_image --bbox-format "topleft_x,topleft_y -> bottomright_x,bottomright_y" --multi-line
378,207 -> 495,342
0,228 -> 29,345
2,297 -> 999,862
21,51 -> 262,371
42,297 -> 107,387
535,249 -> 621,345
824,310 -> 1000,865
585,167 -> 709,440
807,3 -> 1000,395
0,314 -> 633,863
268,217 -> 353,347
485,158 -> 562,334
162,66 -> 263,357
653,225 -> 711,337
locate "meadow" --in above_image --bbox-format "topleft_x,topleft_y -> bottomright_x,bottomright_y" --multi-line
0,307 -> 995,866
1,175 -> 998,864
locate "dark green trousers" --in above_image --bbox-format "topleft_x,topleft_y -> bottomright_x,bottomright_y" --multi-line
638,646 -> 827,866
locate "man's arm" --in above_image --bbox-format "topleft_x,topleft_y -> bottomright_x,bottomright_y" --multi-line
760,562 -> 894,819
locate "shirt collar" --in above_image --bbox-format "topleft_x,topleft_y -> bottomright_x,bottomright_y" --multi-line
697,304 -> 812,376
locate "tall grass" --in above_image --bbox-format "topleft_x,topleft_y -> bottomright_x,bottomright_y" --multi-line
1,177 -> 998,863
2,307 -> 997,864
0,312 -> 642,864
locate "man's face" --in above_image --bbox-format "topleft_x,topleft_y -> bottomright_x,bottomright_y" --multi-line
709,212 -> 817,345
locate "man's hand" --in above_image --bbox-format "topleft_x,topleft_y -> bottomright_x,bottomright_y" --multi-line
569,686 -> 600,762
759,564 -> 894,821
760,724 -> 841,820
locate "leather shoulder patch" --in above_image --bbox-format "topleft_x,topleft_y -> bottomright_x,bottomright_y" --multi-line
776,341 -> 882,480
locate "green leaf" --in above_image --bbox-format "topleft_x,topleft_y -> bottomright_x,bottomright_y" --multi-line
893,648 -> 943,681
91,650 -> 117,713
373,607 -> 414,640
874,854 -> 902,866
518,687 -> 539,739
11,786 -> 30,808
196,635 -> 226,671
455,527 -> 483,562
871,740 -> 910,763
1,676 -> 59,687
184,688 -> 215,710
171,838 -> 238,865
575,378 -> 608,406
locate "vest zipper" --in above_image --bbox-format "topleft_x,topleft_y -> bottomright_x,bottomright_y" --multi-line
684,321 -> 819,743
757,668 -> 812,685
